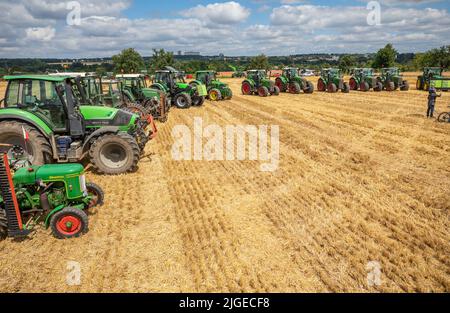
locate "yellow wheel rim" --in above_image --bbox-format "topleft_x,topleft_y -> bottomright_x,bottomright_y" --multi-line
210,91 -> 217,101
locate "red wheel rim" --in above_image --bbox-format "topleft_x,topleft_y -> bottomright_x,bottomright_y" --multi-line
318,79 -> 325,91
349,78 -> 357,90
275,79 -> 283,90
359,82 -> 366,91
56,215 -> 82,235
242,83 -> 251,94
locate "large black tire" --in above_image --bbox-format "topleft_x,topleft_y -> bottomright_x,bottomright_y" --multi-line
241,82 -> 252,95
386,81 -> 395,91
289,82 -> 301,94
174,93 -> 192,109
374,82 -> 383,92
401,80 -> 409,91
208,88 -> 222,101
304,81 -> 314,94
360,82 -> 369,92
0,121 -> 52,165
224,88 -> 233,100
327,83 -> 337,93
89,132 -> 140,175
86,182 -> 104,208
192,96 -> 205,106
275,78 -> 286,92
271,86 -> 280,96
50,207 -> 89,239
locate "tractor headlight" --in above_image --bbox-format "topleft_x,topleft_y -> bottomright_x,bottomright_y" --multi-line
80,175 -> 87,195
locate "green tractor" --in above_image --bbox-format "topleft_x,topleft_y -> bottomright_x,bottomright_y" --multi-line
0,75 -> 149,175
0,144 -> 103,239
150,67 -> 207,109
274,67 -> 314,94
241,70 -> 280,97
376,68 -> 409,91
416,67 -> 450,91
191,70 -> 233,101
115,74 -> 170,122
349,68 -> 383,92
317,68 -> 350,93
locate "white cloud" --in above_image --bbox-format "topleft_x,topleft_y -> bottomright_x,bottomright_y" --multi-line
181,1 -> 250,25
25,26 -> 56,41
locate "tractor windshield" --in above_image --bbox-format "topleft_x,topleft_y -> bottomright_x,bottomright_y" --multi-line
5,79 -> 67,130
426,68 -> 442,77
285,68 -> 297,78
155,72 -> 172,85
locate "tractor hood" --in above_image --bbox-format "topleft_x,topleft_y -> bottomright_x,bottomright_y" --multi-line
141,87 -> 162,98
176,82 -> 189,89
13,164 -> 84,185
79,105 -> 138,130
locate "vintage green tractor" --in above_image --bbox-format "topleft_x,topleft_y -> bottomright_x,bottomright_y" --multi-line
0,144 -> 103,239
191,71 -> 233,101
376,68 -> 409,91
275,67 -> 314,94
317,68 -> 350,93
150,67 -> 207,109
115,74 -> 170,122
241,70 -> 280,97
349,68 -> 383,92
416,67 -> 450,91
0,75 -> 149,175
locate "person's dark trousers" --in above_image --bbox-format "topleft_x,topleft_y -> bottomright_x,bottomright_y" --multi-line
427,102 -> 435,118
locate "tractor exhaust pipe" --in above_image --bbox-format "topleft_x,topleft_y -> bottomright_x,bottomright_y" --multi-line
40,193 -> 51,212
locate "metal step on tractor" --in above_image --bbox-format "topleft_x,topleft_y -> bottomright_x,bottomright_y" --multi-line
0,144 -> 103,239
416,67 -> 450,91
349,68 -> 383,92
150,67 -> 207,109
376,68 -> 409,91
0,75 -> 150,175
115,74 -> 170,122
317,68 -> 350,93
191,71 -> 233,101
49,72 -> 157,126
241,70 -> 280,97
275,67 -> 314,94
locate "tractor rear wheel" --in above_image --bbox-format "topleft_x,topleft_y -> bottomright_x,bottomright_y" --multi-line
224,88 -> 233,100
317,78 -> 326,92
327,83 -> 337,93
50,207 -> 88,239
174,93 -> 192,109
242,82 -> 252,95
360,82 -> 369,92
304,81 -> 314,94
271,86 -> 280,96
275,78 -> 286,92
289,82 -> 301,94
208,89 -> 222,101
0,121 -> 52,165
89,132 -> 140,175
401,80 -> 409,91
86,182 -> 104,208
192,96 -> 205,106
349,78 -> 358,90
258,86 -> 269,97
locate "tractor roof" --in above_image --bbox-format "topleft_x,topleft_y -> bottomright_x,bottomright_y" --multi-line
197,70 -> 216,73
49,72 -> 95,78
116,74 -> 144,78
283,67 -> 298,70
4,75 -> 67,82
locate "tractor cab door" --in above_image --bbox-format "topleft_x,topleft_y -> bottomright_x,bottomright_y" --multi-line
59,82 -> 84,137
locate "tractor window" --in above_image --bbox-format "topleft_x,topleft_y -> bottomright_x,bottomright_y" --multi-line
5,80 -> 20,107
20,80 -> 66,129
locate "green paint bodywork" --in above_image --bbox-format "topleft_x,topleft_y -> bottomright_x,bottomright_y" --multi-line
0,108 -> 53,136
417,67 -> 450,91
377,67 -> 409,91
242,70 -> 278,94
4,75 -> 66,82
318,68 -> 350,92
275,68 -> 314,93
349,68 -> 381,91
194,71 -> 232,100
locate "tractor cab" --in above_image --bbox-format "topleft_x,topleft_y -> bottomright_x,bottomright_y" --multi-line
424,67 -> 443,78
381,67 -> 400,77
282,68 -> 298,80
247,70 -> 267,84
49,72 -> 103,106
195,71 -> 217,86
101,79 -> 127,108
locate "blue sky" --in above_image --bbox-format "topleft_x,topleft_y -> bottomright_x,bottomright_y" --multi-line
0,0 -> 449,58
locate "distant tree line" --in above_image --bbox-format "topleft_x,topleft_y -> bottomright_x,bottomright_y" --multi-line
1,44 -> 449,77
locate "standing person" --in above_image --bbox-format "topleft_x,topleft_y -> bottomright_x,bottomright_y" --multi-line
427,87 -> 441,118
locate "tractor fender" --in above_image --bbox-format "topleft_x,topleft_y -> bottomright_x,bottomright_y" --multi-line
189,80 -> 203,86
150,83 -> 167,92
44,204 -> 65,228
277,76 -> 289,85
82,126 -> 121,152
0,113 -> 53,139
122,89 -> 135,102
242,79 -> 255,88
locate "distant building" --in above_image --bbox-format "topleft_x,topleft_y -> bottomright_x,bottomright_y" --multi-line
185,51 -> 201,56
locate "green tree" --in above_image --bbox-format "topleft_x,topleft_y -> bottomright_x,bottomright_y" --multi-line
248,54 -> 269,70
112,48 -> 145,73
149,49 -> 175,73
339,55 -> 356,73
413,46 -> 450,70
372,43 -> 398,68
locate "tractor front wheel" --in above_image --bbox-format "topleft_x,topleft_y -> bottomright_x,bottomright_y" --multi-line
258,86 -> 269,97
400,80 -> 409,91
89,132 -> 140,175
327,83 -> 337,93
304,81 -> 314,94
0,121 -> 52,165
386,81 -> 395,91
50,207 -> 88,239
174,93 -> 192,109
289,82 -> 301,94
86,182 -> 104,208
208,89 -> 222,101
271,86 -> 280,96
192,96 -> 205,106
